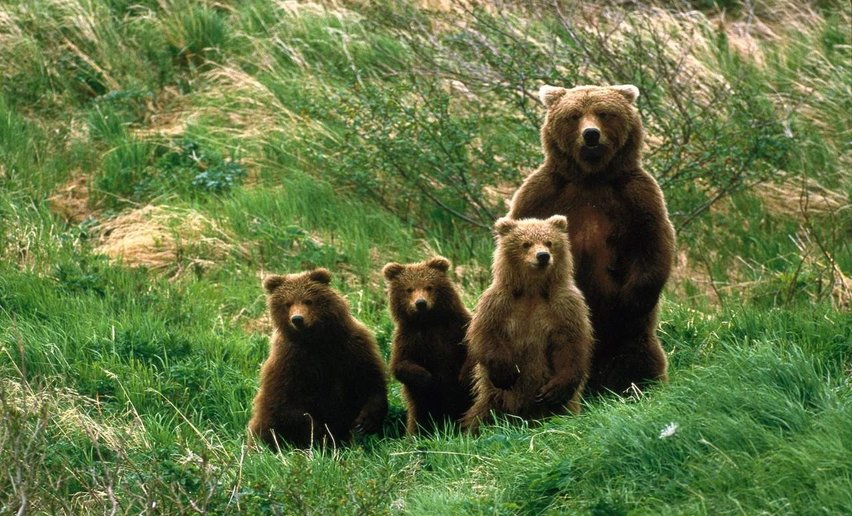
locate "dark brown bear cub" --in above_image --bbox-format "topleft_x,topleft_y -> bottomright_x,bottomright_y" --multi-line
383,256 -> 474,435
509,84 -> 676,395
463,216 -> 593,433
248,268 -> 388,449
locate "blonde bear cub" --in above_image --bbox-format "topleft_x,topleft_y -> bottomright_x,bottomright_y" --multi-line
463,216 -> 594,432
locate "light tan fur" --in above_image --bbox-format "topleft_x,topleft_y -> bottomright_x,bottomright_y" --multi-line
463,216 -> 594,433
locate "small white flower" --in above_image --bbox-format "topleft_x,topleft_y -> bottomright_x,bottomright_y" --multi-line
659,422 -> 678,439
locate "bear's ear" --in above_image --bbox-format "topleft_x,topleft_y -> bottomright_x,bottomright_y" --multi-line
494,217 -> 517,237
382,262 -> 405,281
547,215 -> 569,233
539,85 -> 567,108
425,256 -> 451,273
308,268 -> 332,284
262,274 -> 286,293
611,84 -> 639,104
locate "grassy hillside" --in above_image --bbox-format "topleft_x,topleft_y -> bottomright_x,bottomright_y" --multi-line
0,0 -> 849,513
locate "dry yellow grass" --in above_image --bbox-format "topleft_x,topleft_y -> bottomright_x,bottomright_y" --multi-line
131,86 -> 193,139
2,378 -> 147,452
47,173 -> 95,223
756,177 -> 849,217
93,205 -> 247,276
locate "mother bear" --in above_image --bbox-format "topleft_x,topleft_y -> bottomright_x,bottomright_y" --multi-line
509,84 -> 676,395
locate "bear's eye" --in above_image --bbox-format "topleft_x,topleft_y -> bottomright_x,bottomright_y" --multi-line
303,299 -> 313,306
406,288 -> 414,293
522,242 -> 532,249
598,112 -> 611,119
425,286 -> 433,292
545,241 -> 553,248
570,113 -> 581,121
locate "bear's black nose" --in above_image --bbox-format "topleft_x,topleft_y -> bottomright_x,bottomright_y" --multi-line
414,298 -> 428,310
536,251 -> 551,265
290,315 -> 305,327
582,127 -> 601,146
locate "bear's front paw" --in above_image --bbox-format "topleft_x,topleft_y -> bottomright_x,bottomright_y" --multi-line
409,370 -> 434,390
534,380 -> 577,406
487,360 -> 520,390
352,412 -> 382,435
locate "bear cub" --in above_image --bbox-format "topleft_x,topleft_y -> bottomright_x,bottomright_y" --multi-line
509,84 -> 675,395
248,268 -> 388,449
383,256 -> 474,435
463,216 -> 593,432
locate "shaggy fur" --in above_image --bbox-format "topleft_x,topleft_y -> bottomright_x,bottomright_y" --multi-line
383,256 -> 474,434
248,269 -> 388,449
509,84 -> 675,395
463,216 -> 593,433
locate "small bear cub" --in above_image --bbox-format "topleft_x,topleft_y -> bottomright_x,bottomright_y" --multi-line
248,268 -> 388,449
463,216 -> 594,432
383,256 -> 474,435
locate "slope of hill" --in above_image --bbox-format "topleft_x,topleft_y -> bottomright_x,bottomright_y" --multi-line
0,0 -> 849,513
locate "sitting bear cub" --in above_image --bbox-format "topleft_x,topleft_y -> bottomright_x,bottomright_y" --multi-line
383,256 -> 474,435
248,268 -> 388,449
463,216 -> 593,432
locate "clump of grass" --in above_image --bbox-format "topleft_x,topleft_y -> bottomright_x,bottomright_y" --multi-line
92,204 -> 246,277
46,173 -> 94,224
161,3 -> 229,67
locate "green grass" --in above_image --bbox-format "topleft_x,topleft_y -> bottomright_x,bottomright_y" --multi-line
0,0 -> 849,513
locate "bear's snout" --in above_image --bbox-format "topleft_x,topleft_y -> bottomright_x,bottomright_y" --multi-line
582,127 -> 601,146
290,314 -> 305,328
414,298 -> 428,311
536,251 -> 551,266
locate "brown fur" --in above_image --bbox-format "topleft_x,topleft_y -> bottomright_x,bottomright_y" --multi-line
383,256 -> 474,435
248,268 -> 388,449
462,216 -> 593,432
509,84 -> 676,395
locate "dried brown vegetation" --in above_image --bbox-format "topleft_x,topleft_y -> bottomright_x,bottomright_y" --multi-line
93,206 -> 247,276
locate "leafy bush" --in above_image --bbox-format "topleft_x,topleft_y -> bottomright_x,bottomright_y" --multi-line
317,77 -> 532,230
380,4 -> 794,232
93,136 -> 245,207
157,137 -> 246,194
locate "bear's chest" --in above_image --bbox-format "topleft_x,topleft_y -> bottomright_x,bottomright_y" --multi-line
505,297 -> 554,351
407,328 -> 462,367
495,297 -> 555,401
567,204 -> 613,258
559,187 -> 622,296
286,350 -> 349,397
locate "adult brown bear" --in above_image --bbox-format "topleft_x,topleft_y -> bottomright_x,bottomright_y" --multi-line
509,84 -> 675,395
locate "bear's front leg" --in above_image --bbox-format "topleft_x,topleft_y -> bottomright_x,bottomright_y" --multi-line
619,267 -> 667,318
392,360 -> 434,390
352,388 -> 389,435
616,208 -> 674,319
534,377 -> 582,407
535,330 -> 591,408
485,353 -> 520,390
